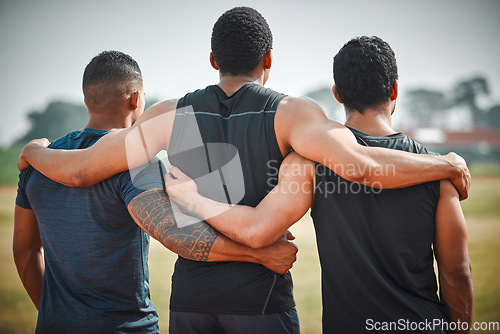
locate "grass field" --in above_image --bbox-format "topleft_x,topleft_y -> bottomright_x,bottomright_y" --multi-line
0,177 -> 499,333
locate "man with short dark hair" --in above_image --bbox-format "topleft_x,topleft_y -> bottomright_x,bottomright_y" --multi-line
19,7 -> 471,333
13,49 -> 297,333
14,50 -> 160,333
166,36 -> 473,333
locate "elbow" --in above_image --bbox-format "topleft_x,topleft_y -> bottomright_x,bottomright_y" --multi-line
246,237 -> 269,249
240,215 -> 284,249
12,246 -> 22,267
12,241 -> 27,266
69,169 -> 93,187
346,160 -> 381,186
455,260 -> 473,285
244,231 -> 277,249
12,244 -> 37,268
442,260 -> 473,292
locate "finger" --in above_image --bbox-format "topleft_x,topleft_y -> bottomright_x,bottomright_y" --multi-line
456,185 -> 465,201
460,189 -> 468,201
460,175 -> 470,201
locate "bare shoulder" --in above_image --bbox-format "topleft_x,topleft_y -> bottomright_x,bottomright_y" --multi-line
277,95 -> 327,119
274,95 -> 328,148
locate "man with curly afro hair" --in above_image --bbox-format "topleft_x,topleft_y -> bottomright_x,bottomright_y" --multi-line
19,7 -> 471,334
211,6 -> 273,75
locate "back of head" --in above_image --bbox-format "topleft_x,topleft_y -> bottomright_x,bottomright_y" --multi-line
211,7 -> 273,75
83,50 -> 142,109
333,36 -> 398,113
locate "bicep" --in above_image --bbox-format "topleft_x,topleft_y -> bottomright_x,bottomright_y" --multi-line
290,120 -> 363,168
277,98 -> 369,182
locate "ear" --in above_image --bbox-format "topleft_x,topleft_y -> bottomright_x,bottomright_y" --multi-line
332,85 -> 343,104
390,79 -> 398,101
263,50 -> 272,70
210,52 -> 219,70
130,90 -> 140,110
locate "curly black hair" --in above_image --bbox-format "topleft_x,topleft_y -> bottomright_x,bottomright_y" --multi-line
211,7 -> 273,75
333,36 -> 398,113
82,50 -> 142,106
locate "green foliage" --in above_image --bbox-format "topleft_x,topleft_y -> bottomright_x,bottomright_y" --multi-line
13,98 -> 159,146
404,75 -> 495,129
405,89 -> 447,127
452,76 -> 490,125
486,104 -> 500,131
0,146 -> 22,185
0,98 -> 160,185
15,101 -> 88,145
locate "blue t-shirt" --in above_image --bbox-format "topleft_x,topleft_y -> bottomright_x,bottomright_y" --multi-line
16,128 -> 163,334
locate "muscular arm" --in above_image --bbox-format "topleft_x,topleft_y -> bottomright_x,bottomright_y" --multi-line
166,152 -> 314,249
18,100 -> 178,187
13,205 -> 44,310
127,189 -> 297,274
275,96 -> 471,199
434,180 -> 473,333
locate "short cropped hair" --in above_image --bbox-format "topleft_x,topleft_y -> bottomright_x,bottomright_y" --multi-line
82,50 -> 142,106
211,7 -> 273,75
333,36 -> 398,113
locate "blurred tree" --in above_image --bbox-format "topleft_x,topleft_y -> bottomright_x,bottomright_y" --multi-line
486,105 -> 500,131
0,145 -> 23,184
14,98 -> 159,146
2,98 -> 160,185
405,89 -> 447,127
452,76 -> 490,126
14,101 -> 88,145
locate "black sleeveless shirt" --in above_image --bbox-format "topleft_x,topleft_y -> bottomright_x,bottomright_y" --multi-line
168,84 -> 294,314
311,128 -> 450,333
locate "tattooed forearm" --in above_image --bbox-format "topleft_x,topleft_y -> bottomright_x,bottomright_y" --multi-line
128,189 -> 219,261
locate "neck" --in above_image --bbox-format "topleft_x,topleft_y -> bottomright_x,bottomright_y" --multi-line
217,72 -> 265,96
85,111 -> 132,131
344,106 -> 396,137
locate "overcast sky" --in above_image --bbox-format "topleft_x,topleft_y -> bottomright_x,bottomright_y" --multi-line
1,0 -> 499,147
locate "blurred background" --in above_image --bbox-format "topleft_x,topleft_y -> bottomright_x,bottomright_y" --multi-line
1,0 -> 499,333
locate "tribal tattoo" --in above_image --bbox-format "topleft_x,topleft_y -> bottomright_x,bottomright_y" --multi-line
128,189 -> 219,261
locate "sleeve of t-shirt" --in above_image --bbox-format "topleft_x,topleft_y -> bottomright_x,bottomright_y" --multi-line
419,145 -> 440,156
15,168 -> 32,209
120,157 -> 167,206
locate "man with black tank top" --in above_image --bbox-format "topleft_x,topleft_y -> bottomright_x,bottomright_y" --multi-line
166,37 -> 473,333
19,8 -> 472,334
14,50 -> 299,333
